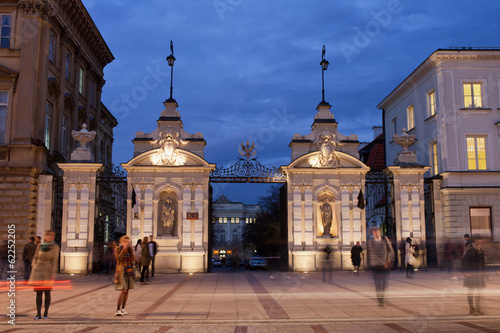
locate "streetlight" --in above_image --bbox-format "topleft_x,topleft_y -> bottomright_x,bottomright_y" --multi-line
166,40 -> 176,102
320,45 -> 329,104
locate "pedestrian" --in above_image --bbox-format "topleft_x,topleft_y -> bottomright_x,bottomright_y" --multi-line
462,234 -> 486,316
464,234 -> 471,247
148,235 -> 158,277
140,236 -> 151,285
115,235 -> 135,316
405,237 -> 416,279
367,227 -> 394,307
35,236 -> 41,246
28,230 -> 59,320
322,244 -> 333,282
23,236 -> 37,281
231,249 -> 241,272
351,241 -> 363,276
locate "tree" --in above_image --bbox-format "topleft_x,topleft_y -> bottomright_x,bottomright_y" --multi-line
243,185 -> 281,257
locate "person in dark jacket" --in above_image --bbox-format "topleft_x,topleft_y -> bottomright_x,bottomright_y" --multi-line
367,227 -> 394,307
351,241 -> 363,276
23,237 -> 38,281
148,236 -> 158,277
462,234 -> 486,316
140,236 -> 151,285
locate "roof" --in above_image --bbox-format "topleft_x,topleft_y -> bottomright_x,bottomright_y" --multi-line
359,133 -> 385,170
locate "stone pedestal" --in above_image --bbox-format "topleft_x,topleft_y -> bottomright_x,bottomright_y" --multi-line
58,163 -> 102,274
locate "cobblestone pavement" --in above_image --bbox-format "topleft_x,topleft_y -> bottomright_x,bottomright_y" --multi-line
2,270 -> 500,332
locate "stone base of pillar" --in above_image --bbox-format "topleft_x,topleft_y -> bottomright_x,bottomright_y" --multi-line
61,251 -> 90,274
180,251 -> 206,273
292,251 -> 316,271
155,251 -> 181,273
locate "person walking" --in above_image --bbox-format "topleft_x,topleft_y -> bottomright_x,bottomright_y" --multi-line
351,241 -> 363,276
367,227 -> 394,307
134,239 -> 142,278
462,234 -> 486,316
148,236 -> 158,277
115,235 -> 135,316
405,237 -> 416,279
23,236 -> 37,281
28,230 -> 59,320
35,236 -> 41,246
322,244 -> 333,282
140,236 -> 151,285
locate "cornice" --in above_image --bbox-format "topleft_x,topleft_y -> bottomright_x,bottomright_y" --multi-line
378,51 -> 500,110
18,0 -> 55,21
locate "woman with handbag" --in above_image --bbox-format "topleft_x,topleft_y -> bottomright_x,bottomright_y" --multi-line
140,236 -> 151,285
115,235 -> 135,316
405,237 -> 416,279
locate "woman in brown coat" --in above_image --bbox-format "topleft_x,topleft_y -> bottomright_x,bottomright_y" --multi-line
115,235 -> 135,316
28,230 -> 59,320
140,236 -> 151,285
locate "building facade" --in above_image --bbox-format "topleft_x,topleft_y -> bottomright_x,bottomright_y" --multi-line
378,48 -> 500,263
211,194 -> 261,261
0,0 -> 115,255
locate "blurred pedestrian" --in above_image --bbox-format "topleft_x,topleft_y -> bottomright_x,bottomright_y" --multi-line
464,234 -> 471,247
148,235 -> 158,277
23,236 -> 37,281
367,227 -> 394,307
140,236 -> 151,285
462,234 -> 486,316
115,235 -> 135,316
35,236 -> 41,245
351,241 -> 363,276
28,230 -> 59,320
405,237 -> 416,279
231,249 -> 241,272
322,244 -> 333,282
134,239 -> 142,277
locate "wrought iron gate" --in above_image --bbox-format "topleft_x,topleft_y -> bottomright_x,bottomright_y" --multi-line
94,164 -> 127,273
365,170 -> 394,238
424,179 -> 438,267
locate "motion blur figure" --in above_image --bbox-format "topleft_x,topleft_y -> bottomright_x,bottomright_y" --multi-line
322,244 -> 333,282
351,241 -> 363,276
405,237 -> 415,279
367,228 -> 394,307
462,234 -> 486,316
23,236 -> 37,281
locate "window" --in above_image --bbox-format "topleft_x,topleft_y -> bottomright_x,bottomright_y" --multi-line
407,105 -> 414,130
463,83 -> 482,108
61,115 -> 68,156
0,15 -> 11,48
211,218 -> 215,224
44,102 -> 52,150
466,136 -> 487,170
391,117 -> 397,135
220,217 -> 227,224
220,234 -> 225,242
246,217 -> 255,224
427,90 -> 436,116
0,91 -> 7,145
48,31 -> 56,62
89,80 -> 95,107
430,141 -> 438,175
79,67 -> 84,95
230,217 -> 238,224
65,52 -> 72,80
470,208 -> 491,237
232,230 -> 239,243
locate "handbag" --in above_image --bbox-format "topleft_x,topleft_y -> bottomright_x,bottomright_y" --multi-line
134,263 -> 141,280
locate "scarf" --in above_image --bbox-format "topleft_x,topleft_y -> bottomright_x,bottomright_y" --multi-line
40,241 -> 54,252
124,249 -> 134,277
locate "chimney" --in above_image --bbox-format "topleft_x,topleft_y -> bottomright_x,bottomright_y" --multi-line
372,126 -> 383,139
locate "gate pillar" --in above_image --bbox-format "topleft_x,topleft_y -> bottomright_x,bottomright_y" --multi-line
58,124 -> 102,274
386,129 -> 430,268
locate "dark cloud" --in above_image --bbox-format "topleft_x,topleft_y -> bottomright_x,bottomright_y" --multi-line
84,0 -> 500,202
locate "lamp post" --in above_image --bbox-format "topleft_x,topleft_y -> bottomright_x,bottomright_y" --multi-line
320,45 -> 329,104
166,40 -> 176,102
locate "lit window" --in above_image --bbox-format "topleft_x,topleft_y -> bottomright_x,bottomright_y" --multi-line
407,105 -> 414,130
79,67 -> 85,95
470,208 -> 491,238
61,115 -> 68,156
221,217 -> 227,224
65,52 -> 72,80
463,83 -> 482,108
48,31 -> 55,62
45,102 -> 52,150
427,90 -> 436,116
430,141 -> 438,175
0,91 -> 7,145
466,136 -> 487,170
231,217 -> 238,224
211,218 -> 215,224
391,117 -> 397,135
0,15 -> 11,48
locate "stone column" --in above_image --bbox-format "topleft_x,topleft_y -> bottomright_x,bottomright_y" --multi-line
292,186 -> 302,248
341,186 -> 350,246
58,124 -> 101,274
304,186 -> 314,248
181,185 -> 192,248
36,174 -> 53,237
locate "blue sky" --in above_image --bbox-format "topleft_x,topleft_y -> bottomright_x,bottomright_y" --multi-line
82,0 -> 500,204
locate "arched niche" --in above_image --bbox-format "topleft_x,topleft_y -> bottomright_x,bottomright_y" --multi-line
157,189 -> 178,237
317,189 -> 338,238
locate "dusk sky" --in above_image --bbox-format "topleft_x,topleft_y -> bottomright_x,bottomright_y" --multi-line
82,0 -> 500,204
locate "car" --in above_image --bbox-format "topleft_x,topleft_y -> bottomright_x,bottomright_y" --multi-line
249,256 -> 267,270
212,258 -> 221,266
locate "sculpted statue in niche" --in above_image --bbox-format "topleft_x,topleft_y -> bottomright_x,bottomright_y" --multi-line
320,199 -> 333,237
162,199 -> 175,236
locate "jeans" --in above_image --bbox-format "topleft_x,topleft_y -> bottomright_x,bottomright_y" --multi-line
24,260 -> 32,281
372,269 -> 389,304
140,265 -> 149,283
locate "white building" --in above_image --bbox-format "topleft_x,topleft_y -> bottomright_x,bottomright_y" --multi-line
378,48 -> 500,261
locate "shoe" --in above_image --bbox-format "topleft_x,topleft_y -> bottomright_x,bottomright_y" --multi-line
120,309 -> 128,315
469,308 -> 477,316
450,276 -> 458,280
140,282 -> 148,285
34,316 -> 41,320
475,308 -> 484,316
115,310 -> 123,316
42,316 -> 49,319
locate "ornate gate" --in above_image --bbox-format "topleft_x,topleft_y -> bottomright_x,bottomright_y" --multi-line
94,164 -> 127,273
